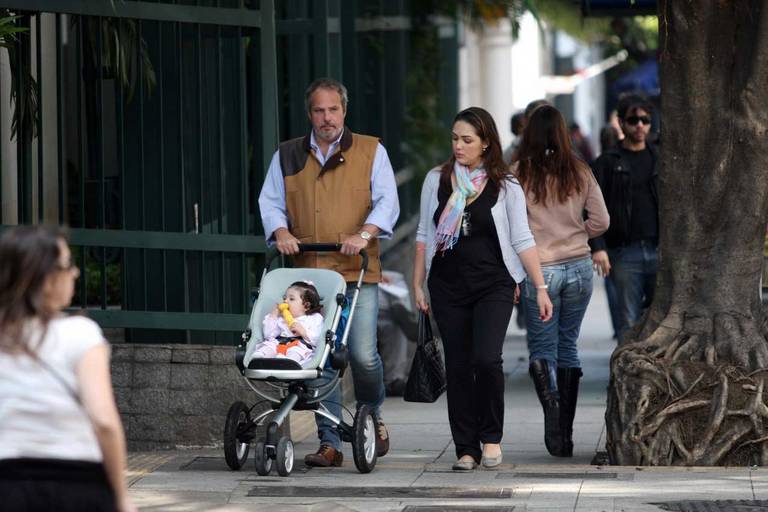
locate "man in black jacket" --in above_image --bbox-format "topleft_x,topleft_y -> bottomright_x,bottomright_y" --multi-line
591,94 -> 658,340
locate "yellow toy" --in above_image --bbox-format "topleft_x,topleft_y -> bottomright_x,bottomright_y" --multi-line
278,303 -> 295,326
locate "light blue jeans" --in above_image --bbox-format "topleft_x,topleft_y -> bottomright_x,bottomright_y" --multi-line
313,283 -> 385,450
524,257 -> 593,369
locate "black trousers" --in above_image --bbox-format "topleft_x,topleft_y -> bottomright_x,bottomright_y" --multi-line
430,285 -> 515,462
0,458 -> 115,512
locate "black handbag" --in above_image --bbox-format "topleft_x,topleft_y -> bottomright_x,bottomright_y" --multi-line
404,311 -> 446,403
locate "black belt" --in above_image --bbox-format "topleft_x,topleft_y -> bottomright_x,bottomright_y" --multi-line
276,336 -> 313,348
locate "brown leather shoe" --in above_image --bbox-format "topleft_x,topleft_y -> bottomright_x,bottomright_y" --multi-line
304,445 -> 343,467
376,417 -> 390,457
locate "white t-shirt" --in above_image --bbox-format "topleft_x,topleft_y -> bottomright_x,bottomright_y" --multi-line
0,316 -> 106,462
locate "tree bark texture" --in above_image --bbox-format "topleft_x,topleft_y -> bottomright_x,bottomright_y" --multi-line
606,1 -> 768,466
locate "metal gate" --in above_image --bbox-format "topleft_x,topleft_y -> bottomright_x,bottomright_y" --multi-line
0,0 -> 458,344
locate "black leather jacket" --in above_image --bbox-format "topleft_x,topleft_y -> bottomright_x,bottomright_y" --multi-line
589,143 -> 659,251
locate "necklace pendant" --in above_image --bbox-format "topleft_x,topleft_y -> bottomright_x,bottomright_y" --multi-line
461,212 -> 472,236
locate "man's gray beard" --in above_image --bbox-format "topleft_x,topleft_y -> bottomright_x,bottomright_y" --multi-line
318,128 -> 338,141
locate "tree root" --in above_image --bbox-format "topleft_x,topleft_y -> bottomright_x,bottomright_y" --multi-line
606,311 -> 768,466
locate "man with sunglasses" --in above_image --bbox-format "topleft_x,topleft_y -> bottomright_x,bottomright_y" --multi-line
590,93 -> 659,340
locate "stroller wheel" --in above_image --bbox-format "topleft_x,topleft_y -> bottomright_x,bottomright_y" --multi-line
254,438 -> 273,476
352,404 -> 377,473
223,401 -> 251,470
275,436 -> 294,477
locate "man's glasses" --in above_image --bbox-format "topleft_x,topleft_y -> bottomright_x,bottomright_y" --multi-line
625,115 -> 651,126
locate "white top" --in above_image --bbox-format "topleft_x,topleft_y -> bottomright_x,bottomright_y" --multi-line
416,168 -> 537,282
262,312 -> 324,347
0,316 -> 106,462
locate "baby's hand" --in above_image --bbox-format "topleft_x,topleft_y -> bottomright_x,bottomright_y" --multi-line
290,322 -> 307,340
270,304 -> 280,317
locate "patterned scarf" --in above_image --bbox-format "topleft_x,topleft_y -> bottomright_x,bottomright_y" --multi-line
435,161 -> 488,252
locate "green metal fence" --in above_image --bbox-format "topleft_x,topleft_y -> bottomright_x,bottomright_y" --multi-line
0,0 -> 458,344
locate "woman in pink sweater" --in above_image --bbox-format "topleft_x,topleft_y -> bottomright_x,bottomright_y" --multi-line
515,105 -> 609,458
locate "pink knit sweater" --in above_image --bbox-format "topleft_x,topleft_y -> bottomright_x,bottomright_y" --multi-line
520,168 -> 610,266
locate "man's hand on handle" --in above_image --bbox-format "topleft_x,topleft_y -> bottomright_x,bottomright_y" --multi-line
340,233 -> 369,255
275,228 -> 374,256
274,228 -> 300,255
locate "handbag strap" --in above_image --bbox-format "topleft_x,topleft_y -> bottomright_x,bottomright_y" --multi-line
417,311 -> 434,347
23,345 -> 82,406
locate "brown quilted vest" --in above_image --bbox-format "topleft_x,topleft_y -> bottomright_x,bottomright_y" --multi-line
278,128 -> 381,283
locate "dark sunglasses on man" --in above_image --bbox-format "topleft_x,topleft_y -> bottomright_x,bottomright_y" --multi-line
625,115 -> 651,126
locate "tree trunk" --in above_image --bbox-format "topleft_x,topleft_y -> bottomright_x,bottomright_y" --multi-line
606,1 -> 768,466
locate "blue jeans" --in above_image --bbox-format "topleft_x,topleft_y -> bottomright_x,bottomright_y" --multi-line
524,257 -> 593,369
313,283 -> 385,450
608,240 -> 658,339
604,274 -> 620,339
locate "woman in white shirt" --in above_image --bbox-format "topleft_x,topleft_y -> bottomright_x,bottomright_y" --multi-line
0,226 -> 135,512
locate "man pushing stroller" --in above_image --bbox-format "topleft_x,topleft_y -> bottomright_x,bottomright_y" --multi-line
258,78 -> 400,467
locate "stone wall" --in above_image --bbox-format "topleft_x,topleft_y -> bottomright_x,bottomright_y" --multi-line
112,343 -> 356,449
112,344 -> 282,450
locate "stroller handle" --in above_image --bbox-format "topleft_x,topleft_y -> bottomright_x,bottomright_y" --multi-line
264,243 -> 368,273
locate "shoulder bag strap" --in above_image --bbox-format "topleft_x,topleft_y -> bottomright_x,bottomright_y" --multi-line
23,345 -> 82,406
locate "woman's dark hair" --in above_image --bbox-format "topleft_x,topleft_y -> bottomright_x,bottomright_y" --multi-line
510,112 -> 525,136
0,225 -> 68,353
524,99 -> 550,119
289,281 -> 323,316
440,107 -> 509,190
515,105 -> 588,205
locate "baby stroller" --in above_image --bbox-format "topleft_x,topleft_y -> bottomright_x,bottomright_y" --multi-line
223,244 -> 377,477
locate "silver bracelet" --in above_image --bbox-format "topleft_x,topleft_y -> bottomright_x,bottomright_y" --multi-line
536,284 -> 549,290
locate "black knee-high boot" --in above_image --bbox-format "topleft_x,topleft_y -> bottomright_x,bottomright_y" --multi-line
529,360 -> 564,456
557,367 -> 582,457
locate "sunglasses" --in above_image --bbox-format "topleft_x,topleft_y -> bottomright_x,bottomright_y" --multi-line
625,115 -> 651,126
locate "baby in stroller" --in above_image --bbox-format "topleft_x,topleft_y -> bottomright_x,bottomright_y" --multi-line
227,244 -> 378,477
253,281 -> 324,365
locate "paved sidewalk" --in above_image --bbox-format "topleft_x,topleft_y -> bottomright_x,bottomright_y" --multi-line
128,282 -> 768,511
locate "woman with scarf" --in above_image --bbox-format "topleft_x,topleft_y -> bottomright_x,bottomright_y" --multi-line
412,107 -> 553,471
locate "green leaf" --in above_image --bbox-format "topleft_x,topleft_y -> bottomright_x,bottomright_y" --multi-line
2,13 -> 37,142
73,14 -> 156,103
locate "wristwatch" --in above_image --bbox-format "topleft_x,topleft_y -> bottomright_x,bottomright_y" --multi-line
359,230 -> 372,241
